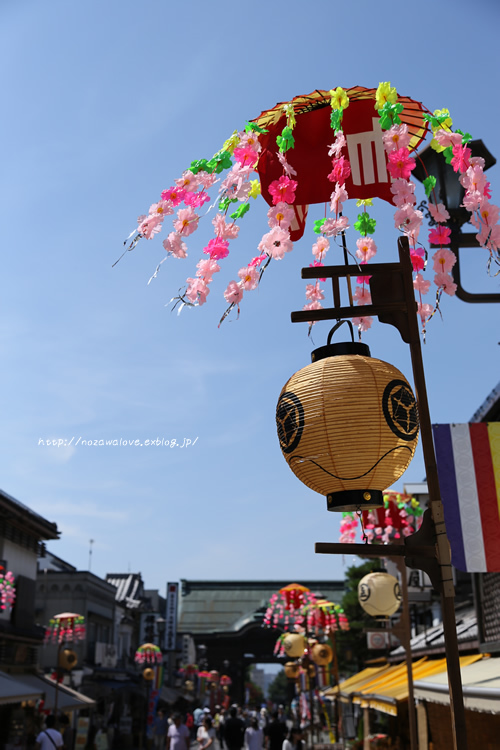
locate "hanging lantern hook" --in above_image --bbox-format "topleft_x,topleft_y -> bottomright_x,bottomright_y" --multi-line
326,319 -> 355,345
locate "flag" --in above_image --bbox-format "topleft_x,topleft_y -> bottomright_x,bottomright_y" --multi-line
432,423 -> 500,572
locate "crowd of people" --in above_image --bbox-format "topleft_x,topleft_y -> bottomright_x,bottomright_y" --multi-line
157,705 -> 305,750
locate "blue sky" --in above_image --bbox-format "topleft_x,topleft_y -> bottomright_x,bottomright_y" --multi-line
1,0 -> 499,593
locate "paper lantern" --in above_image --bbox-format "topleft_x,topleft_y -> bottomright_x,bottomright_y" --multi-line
276,341 -> 419,511
358,572 -> 402,620
311,643 -> 333,666
143,667 -> 155,681
58,649 -> 78,670
284,662 -> 300,679
283,633 -> 305,658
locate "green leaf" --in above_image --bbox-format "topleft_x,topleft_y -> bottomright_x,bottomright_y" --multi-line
276,126 -> 295,153
423,175 -> 437,198
354,212 -> 376,236
218,197 -> 237,212
314,218 -> 326,234
330,109 -> 342,132
443,146 -> 454,165
230,202 -> 250,220
456,128 -> 472,144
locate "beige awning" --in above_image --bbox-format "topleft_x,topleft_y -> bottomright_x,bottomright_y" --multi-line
15,674 -> 95,711
414,656 -> 500,713
0,671 -> 43,705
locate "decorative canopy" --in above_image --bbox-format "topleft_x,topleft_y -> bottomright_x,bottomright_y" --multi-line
44,613 -> 86,644
124,82 -> 498,335
264,583 -> 349,638
134,643 -> 162,665
340,491 -> 424,544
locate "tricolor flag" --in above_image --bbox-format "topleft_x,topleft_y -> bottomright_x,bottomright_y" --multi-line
432,423 -> 500,573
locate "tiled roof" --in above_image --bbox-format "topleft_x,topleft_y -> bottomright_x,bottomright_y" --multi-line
106,573 -> 144,608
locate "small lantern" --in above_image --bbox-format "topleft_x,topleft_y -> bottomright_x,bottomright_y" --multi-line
283,633 -> 305,658
58,648 -> 78,670
276,337 -> 419,512
209,670 -> 220,684
284,662 -> 300,679
358,572 -> 402,620
311,643 -> 333,666
143,667 -> 155,681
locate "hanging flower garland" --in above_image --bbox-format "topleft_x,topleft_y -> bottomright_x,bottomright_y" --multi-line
263,583 -> 317,629
134,642 -> 163,664
0,570 -> 16,611
303,600 -> 349,634
339,491 -> 424,544
44,613 -> 86,644
123,83 -> 498,336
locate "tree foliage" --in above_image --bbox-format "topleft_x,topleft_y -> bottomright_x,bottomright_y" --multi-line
267,669 -> 289,705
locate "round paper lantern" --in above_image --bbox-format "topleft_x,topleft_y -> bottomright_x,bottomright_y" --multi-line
276,342 -> 419,512
58,648 -> 78,670
311,643 -> 333,666
283,633 -> 305,658
284,662 -> 300,679
143,667 -> 155,681
358,572 -> 402,620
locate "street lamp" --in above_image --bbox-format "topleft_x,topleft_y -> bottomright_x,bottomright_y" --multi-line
286,238 -> 468,750
413,139 -> 499,302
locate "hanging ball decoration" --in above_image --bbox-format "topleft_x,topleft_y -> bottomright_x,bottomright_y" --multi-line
143,668 -> 155,681
311,643 -> 333,666
284,662 -> 301,679
58,649 -> 78,670
358,572 -> 402,620
283,633 -> 305,658
276,342 -> 419,512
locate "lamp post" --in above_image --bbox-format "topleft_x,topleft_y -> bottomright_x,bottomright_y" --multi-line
413,139 -> 499,303
283,237 -> 468,750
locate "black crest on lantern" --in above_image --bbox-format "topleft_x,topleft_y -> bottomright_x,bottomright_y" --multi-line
382,380 -> 419,441
276,391 -> 305,454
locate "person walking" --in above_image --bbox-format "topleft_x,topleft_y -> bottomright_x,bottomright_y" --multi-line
244,718 -> 264,750
35,715 -> 64,750
223,707 -> 245,750
264,712 -> 286,750
197,716 -> 216,750
167,713 -> 191,750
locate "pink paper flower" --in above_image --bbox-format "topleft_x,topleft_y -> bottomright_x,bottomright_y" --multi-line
356,237 -> 377,262
390,179 -> 416,207
258,226 -> 293,259
428,225 -> 452,245
196,259 -> 220,279
185,277 -> 210,305
413,273 -> 431,294
305,283 -> 325,302
479,201 -> 500,227
432,248 -> 456,273
428,202 -> 450,223
356,274 -> 372,284
410,251 -> 425,272
212,214 -> 240,240
328,156 -> 351,185
233,146 -> 259,168
354,286 -> 372,305
387,148 -> 416,180
267,202 -> 295,229
383,124 -> 411,153
268,176 -> 298,205
174,207 -> 200,236
433,129 -> 463,149
161,186 -> 186,206
197,171 -> 217,189
328,132 -> 346,157
330,184 -> 348,214
394,205 -> 423,234
309,261 -> 326,282
417,301 -> 433,324
203,237 -> 230,260
238,265 -> 259,290
163,232 -> 187,258
312,237 -> 330,260
276,151 -> 297,177
138,213 -> 164,239
451,144 -> 471,173
462,190 -> 482,212
323,216 -> 349,236
149,200 -> 174,217
249,254 -> 267,267
184,190 -> 210,208
238,131 -> 261,153
434,272 -> 457,295
460,165 -> 489,196
352,316 -> 373,332
175,170 -> 200,192
224,281 -> 243,305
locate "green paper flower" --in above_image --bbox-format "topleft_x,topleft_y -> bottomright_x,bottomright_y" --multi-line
330,109 -> 343,132
230,202 -> 250,220
245,121 -> 268,134
456,128 -> 472,144
189,158 -> 210,175
354,212 -> 376,236
218,197 -> 237,212
423,175 -> 437,198
443,146 -> 454,165
314,218 -> 326,234
378,102 -> 404,130
276,126 -> 295,153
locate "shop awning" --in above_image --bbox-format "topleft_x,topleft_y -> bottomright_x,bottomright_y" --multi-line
15,674 -> 95,711
328,655 -> 483,716
0,671 -> 43,705
414,657 -> 500,713
324,665 -> 392,699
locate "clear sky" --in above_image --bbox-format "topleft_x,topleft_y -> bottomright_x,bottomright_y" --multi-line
1,0 -> 499,593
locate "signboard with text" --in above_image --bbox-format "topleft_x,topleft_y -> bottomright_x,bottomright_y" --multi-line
165,582 -> 178,651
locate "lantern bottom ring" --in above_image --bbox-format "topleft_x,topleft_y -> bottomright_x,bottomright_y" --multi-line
326,489 -> 384,512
